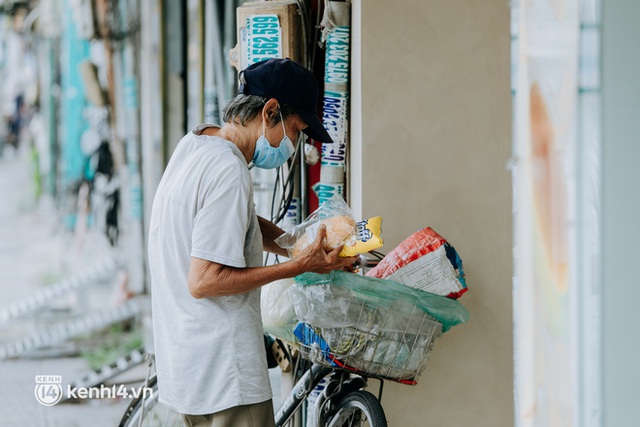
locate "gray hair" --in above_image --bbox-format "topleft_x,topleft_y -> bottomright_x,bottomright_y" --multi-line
223,94 -> 296,127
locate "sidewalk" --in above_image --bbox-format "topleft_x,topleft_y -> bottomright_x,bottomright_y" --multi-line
0,146 -> 137,426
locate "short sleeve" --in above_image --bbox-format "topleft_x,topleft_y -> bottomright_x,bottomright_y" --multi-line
191,162 -> 251,268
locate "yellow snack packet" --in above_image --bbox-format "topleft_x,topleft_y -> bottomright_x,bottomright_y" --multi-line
340,216 -> 384,257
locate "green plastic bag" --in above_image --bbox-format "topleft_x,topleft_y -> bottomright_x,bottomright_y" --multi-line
291,271 -> 469,333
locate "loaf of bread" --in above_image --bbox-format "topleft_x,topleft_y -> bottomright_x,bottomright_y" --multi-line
291,215 -> 356,257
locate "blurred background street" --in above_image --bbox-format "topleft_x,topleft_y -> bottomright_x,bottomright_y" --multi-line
0,145 -> 140,425
0,1 -> 292,424
0,141 -> 283,425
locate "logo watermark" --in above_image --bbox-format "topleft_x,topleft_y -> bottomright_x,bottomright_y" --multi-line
35,375 -> 63,406
35,375 -> 153,406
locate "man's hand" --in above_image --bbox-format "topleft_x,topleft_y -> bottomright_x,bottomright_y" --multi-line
257,216 -> 288,257
293,225 -> 359,274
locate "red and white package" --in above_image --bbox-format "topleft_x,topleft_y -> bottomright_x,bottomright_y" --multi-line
366,227 -> 468,299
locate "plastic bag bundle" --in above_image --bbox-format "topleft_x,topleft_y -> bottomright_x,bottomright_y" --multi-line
367,227 -> 468,298
289,271 -> 469,383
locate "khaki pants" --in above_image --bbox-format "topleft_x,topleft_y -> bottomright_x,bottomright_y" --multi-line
181,400 -> 276,427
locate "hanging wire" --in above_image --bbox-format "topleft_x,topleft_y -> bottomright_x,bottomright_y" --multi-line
311,0 -> 324,68
294,0 -> 311,67
264,133 -> 305,267
269,133 -> 304,225
368,250 -> 387,261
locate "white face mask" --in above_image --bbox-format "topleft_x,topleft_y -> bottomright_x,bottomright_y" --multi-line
251,110 -> 295,169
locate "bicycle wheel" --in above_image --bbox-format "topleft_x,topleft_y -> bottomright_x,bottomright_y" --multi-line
119,375 -> 182,427
324,390 -> 387,427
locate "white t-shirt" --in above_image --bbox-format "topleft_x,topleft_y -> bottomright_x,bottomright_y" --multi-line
147,124 -> 270,415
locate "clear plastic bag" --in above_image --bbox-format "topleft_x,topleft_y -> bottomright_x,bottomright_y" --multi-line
275,196 -> 356,257
289,271 -> 469,332
260,278 -> 297,342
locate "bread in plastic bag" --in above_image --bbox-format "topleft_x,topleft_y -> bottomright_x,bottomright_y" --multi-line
275,197 -> 357,257
292,215 -> 356,257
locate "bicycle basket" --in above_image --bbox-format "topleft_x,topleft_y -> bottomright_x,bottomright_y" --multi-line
292,301 -> 443,384
289,271 -> 468,384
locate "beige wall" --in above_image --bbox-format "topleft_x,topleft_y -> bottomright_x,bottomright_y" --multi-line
350,0 -> 513,425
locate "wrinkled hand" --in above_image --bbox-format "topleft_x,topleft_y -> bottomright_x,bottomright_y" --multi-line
294,225 -> 359,274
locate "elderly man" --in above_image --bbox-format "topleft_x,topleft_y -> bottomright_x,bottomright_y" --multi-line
147,58 -> 357,427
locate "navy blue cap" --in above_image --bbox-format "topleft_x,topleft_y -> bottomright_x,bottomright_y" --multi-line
239,58 -> 333,143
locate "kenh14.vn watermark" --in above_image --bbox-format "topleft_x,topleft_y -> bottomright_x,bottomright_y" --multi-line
35,375 -> 153,406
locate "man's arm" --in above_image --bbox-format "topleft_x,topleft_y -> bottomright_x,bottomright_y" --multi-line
187,225 -> 357,298
257,215 -> 289,257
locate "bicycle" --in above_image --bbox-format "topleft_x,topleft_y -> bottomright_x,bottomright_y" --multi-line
119,311 -> 441,427
120,256 -> 444,427
119,352 -> 388,427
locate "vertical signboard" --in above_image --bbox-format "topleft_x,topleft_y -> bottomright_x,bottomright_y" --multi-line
241,14 -> 283,66
315,1 -> 350,205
